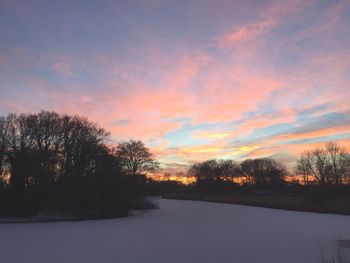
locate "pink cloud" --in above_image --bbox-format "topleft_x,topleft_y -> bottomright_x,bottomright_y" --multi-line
219,21 -> 272,48
191,64 -> 283,123
218,0 -> 314,49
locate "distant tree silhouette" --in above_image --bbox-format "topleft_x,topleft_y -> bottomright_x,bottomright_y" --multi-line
296,142 -> 350,186
240,158 -> 287,190
296,153 -> 312,185
189,159 -> 240,183
176,172 -> 185,177
217,159 -> 240,181
189,160 -> 215,182
116,140 -> 160,177
163,173 -> 171,180
188,159 -> 239,192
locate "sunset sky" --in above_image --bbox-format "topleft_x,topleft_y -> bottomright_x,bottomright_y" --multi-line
0,0 -> 350,175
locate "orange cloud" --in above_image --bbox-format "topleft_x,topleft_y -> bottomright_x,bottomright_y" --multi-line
275,125 -> 350,142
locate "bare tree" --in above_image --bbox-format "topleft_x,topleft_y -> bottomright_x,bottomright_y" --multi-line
240,158 -> 287,189
0,111 -> 111,191
296,142 -> 350,186
7,113 -> 37,191
326,142 -> 350,185
218,159 -> 240,181
296,152 -> 312,185
188,160 -> 218,182
116,140 -> 159,176
0,116 -> 10,181
188,159 -> 239,183
58,115 -> 110,187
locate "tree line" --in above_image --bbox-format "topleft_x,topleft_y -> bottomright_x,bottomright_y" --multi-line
188,158 -> 287,191
187,142 -> 350,192
0,111 -> 159,218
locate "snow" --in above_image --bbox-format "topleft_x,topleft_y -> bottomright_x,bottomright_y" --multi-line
0,198 -> 349,263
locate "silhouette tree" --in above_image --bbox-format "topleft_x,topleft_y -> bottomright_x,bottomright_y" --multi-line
188,159 -> 239,183
296,142 -> 350,186
0,111 -> 156,218
57,115 -> 110,189
296,153 -> 312,185
163,172 -> 171,180
188,160 -> 218,182
217,159 -> 240,181
0,116 -> 10,181
116,140 -> 160,177
240,158 -> 287,189
6,113 -> 35,192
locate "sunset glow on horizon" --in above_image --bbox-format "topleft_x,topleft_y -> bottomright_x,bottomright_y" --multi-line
1,0 -> 350,176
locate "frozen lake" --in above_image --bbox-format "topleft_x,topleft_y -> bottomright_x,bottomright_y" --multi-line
1,198 -> 349,263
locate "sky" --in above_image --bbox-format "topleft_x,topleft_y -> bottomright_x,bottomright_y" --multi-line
0,0 -> 350,175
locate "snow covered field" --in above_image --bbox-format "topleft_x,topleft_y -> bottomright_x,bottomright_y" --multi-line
1,198 -> 350,263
